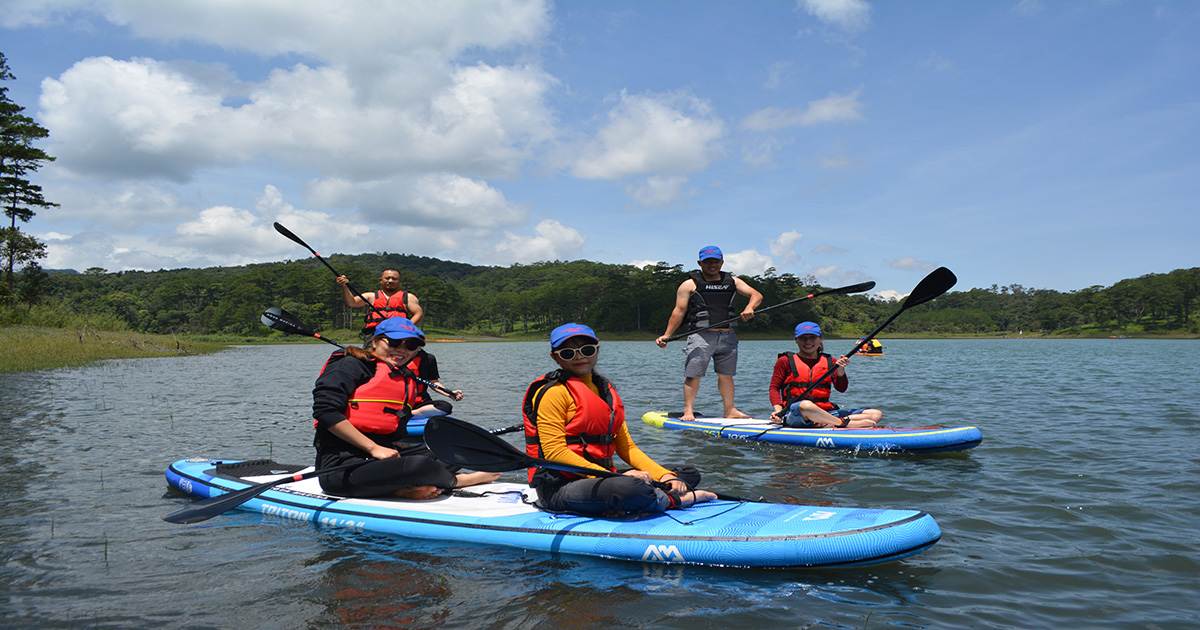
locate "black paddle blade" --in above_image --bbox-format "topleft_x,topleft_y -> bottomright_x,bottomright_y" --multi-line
831,280 -> 876,295
424,416 -> 532,473
163,483 -> 275,524
273,221 -> 314,252
261,307 -> 314,336
901,267 -> 957,310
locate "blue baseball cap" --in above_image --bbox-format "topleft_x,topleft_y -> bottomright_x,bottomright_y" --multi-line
550,322 -> 598,349
794,321 -> 822,338
698,245 -> 723,261
374,317 -> 425,343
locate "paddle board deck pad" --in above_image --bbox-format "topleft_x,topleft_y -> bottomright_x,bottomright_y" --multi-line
165,458 -> 940,568
642,412 -> 982,454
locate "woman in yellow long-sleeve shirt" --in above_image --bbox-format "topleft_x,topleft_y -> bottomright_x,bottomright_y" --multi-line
521,323 -> 717,516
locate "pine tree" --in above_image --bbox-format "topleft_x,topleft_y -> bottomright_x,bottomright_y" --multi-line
0,52 -> 58,301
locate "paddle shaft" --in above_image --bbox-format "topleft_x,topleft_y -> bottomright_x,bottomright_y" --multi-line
787,268 -> 956,403
665,281 -> 875,343
273,221 -> 391,320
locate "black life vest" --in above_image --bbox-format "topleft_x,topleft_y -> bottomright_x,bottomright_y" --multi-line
685,270 -> 737,328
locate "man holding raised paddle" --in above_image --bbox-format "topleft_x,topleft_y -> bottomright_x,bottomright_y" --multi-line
337,268 -> 424,332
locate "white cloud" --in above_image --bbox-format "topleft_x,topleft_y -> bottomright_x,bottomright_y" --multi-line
811,244 -> 849,255
800,0 -> 871,32
889,256 -> 938,271
492,219 -> 586,263
47,181 -> 195,230
626,175 -> 694,208
724,249 -> 774,276
41,56 -> 557,182
307,174 -> 527,229
769,230 -> 804,263
572,91 -> 725,179
741,90 -> 864,131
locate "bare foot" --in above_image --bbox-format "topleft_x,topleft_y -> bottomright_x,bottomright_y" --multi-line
455,471 -> 502,488
393,485 -> 441,500
681,410 -> 696,422
681,490 -> 718,507
725,408 -> 752,419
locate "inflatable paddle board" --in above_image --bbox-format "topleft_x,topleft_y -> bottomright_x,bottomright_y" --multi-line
642,412 -> 982,454
165,457 -> 940,568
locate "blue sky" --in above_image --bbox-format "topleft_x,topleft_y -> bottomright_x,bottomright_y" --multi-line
2,0 -> 1197,299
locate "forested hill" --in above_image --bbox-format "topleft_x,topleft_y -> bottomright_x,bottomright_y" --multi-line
15,255 -> 1200,338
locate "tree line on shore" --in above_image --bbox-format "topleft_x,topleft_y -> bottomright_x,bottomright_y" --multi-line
3,253 -> 1197,338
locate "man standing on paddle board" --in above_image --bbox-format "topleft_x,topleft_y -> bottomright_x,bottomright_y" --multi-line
337,268 -> 424,332
655,246 -> 762,422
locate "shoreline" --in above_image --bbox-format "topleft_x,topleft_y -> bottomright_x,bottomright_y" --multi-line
3,326 -> 1194,374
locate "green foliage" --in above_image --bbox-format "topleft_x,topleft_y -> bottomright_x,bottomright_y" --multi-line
9,247 -> 1200,338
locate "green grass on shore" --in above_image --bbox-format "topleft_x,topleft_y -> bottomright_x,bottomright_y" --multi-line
0,326 -> 228,373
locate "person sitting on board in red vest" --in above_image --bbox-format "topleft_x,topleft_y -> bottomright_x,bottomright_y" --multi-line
524,323 -> 717,516
406,346 -> 462,417
768,321 -> 883,428
336,268 -> 424,334
312,316 -> 498,499
654,245 -> 763,422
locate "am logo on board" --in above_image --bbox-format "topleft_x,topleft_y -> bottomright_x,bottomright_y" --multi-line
642,545 -> 685,562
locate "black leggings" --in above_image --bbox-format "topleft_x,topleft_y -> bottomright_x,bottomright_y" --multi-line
317,454 -> 459,498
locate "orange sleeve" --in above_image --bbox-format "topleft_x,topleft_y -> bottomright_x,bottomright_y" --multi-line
613,422 -> 672,481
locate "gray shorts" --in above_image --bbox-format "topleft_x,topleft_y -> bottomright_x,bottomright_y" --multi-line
684,329 -> 738,378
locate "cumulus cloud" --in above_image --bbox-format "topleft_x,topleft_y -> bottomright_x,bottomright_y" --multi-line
811,244 -> 849,255
572,91 -> 725,179
46,181 -> 195,231
307,173 -> 527,229
724,249 -> 774,276
626,175 -> 694,208
492,219 -> 586,264
769,230 -> 804,263
741,90 -> 864,131
41,56 -> 557,182
810,264 -> 874,287
800,0 -> 871,32
889,256 -> 938,271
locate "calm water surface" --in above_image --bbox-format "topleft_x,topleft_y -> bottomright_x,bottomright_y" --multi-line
1,338 -> 1197,628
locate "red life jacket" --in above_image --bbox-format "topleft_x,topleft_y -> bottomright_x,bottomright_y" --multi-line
363,290 -> 409,331
405,352 -> 427,400
522,371 -> 623,484
778,352 -> 839,411
315,352 -> 415,436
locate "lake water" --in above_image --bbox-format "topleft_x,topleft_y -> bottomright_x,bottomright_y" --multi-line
1,338 -> 1197,629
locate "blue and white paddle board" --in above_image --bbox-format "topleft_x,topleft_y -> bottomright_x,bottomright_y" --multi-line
642,412 -> 982,454
165,457 -> 940,568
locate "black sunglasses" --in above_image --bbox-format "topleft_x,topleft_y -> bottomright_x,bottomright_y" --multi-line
384,337 -> 424,350
552,344 -> 598,360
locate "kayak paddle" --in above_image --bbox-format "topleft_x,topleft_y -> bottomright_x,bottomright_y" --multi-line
788,266 -> 957,403
162,424 -> 523,525
664,280 -> 877,342
260,307 -> 458,400
422,416 -> 748,502
273,221 -> 390,321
